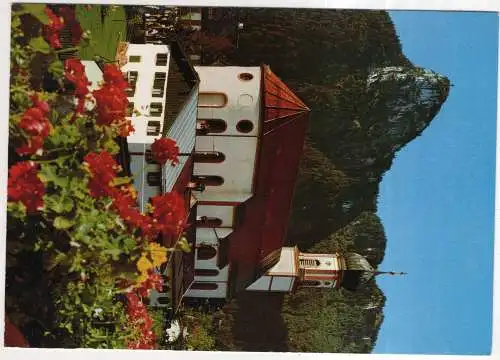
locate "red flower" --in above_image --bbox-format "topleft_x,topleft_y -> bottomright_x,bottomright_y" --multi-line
150,138 -> 179,166
119,119 -> 135,137
43,7 -> 64,49
125,291 -> 157,350
136,271 -> 163,298
30,94 -> 50,114
64,59 -> 85,82
8,161 -> 45,213
84,151 -> 121,198
64,59 -> 91,116
151,192 -> 186,237
16,136 -> 45,157
16,95 -> 52,156
103,64 -> 129,90
92,84 -> 129,126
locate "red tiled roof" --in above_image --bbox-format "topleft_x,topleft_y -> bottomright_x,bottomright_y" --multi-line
227,66 -> 310,289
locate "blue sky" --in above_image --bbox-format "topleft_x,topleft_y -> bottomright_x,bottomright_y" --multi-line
374,11 -> 498,355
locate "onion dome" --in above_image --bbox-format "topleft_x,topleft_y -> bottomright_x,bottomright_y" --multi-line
341,252 -> 376,291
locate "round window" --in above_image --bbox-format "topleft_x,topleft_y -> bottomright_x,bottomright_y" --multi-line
237,119 -> 254,133
324,281 -> 332,286
238,72 -> 254,81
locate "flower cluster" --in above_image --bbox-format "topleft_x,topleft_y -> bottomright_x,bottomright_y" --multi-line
83,151 -> 121,198
150,138 -> 180,166
16,94 -> 52,156
92,64 -> 134,136
64,59 -> 91,115
8,161 -> 45,214
43,8 -> 64,49
151,193 -> 186,238
125,292 -> 156,349
84,150 -> 187,240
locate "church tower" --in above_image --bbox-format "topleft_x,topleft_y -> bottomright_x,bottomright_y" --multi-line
245,247 -> 404,293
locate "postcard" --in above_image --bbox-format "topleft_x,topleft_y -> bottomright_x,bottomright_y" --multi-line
1,1 -> 498,359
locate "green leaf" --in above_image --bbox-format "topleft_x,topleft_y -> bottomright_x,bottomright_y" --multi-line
23,4 -> 50,25
54,216 -> 74,230
177,237 -> 191,253
7,201 -> 27,220
111,176 -> 131,187
29,36 -> 51,54
48,59 -> 64,77
39,164 -> 69,188
46,251 -> 68,271
102,137 -> 120,155
102,248 -> 122,261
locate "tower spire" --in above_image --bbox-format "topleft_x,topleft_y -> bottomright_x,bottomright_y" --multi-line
374,271 -> 407,276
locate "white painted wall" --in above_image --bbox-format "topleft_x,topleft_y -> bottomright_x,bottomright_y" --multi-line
185,282 -> 227,299
196,228 -> 233,245
194,265 -> 229,282
82,61 -> 103,92
193,136 -> 258,198
268,247 -> 298,276
197,205 -> 235,227
194,66 -> 261,137
122,44 -> 170,145
129,143 -> 162,212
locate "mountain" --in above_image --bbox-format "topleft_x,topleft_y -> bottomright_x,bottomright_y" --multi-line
172,7 -> 450,352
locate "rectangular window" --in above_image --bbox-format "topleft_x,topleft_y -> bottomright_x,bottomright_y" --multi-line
155,53 -> 168,66
147,121 -> 161,136
125,71 -> 138,97
149,102 -> 163,117
152,72 -> 166,98
147,172 -> 162,187
145,150 -> 156,164
207,8 -> 216,20
129,55 -> 141,63
126,102 -> 134,117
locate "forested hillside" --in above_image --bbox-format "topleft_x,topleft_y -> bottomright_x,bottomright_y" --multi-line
182,7 -> 450,352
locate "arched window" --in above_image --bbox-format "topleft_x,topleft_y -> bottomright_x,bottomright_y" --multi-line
197,119 -> 227,134
195,269 -> 220,277
198,92 -> 228,108
236,119 -> 254,133
301,280 -> 321,287
191,282 -> 218,290
196,216 -> 223,228
193,152 -> 225,163
192,175 -> 224,186
147,172 -> 162,187
197,245 -> 217,260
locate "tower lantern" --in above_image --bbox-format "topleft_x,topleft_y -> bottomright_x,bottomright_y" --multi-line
298,252 -> 344,289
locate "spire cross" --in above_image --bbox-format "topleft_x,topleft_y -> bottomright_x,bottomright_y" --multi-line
374,271 -> 407,276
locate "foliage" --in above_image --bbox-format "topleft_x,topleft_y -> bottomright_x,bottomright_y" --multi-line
75,4 -> 127,61
6,4 -> 185,349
